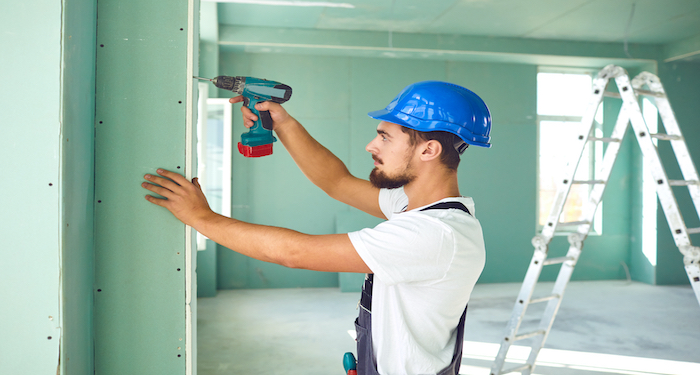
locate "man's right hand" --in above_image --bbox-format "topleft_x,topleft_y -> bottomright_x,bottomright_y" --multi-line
229,96 -> 294,132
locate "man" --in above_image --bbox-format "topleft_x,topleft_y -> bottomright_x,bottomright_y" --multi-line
142,81 -> 491,375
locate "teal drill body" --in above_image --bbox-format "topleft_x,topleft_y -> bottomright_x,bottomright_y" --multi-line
196,75 -> 292,157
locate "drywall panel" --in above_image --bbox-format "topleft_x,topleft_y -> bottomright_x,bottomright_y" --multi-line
94,0 -> 197,373
0,1 -> 62,373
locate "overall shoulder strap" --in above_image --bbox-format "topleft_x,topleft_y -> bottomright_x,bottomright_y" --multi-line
420,201 -> 472,216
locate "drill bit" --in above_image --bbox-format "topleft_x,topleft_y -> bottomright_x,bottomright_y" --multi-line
193,76 -> 212,82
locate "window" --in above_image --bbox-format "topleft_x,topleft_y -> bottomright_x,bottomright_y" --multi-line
537,70 -> 603,234
196,82 -> 232,250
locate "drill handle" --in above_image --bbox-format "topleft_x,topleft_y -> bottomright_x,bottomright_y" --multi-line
242,97 -> 273,132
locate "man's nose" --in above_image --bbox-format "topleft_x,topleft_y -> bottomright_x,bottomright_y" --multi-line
366,139 -> 377,154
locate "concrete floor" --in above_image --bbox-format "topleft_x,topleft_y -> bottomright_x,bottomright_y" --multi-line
197,280 -> 700,375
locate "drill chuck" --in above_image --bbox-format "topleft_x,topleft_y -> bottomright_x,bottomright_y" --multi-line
211,76 -> 246,94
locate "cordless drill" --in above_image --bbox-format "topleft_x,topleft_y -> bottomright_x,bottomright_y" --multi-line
195,76 -> 292,157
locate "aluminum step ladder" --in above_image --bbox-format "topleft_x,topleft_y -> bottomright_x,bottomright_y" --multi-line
490,65 -> 700,375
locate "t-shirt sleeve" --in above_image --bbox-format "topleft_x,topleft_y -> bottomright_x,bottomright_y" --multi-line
348,214 -> 454,286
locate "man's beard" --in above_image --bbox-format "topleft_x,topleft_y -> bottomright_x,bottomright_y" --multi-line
369,166 -> 415,189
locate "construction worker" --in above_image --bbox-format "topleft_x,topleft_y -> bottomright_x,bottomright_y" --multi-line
142,81 -> 491,375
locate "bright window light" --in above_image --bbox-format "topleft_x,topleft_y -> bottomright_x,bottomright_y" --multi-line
537,71 -> 603,233
461,341 -> 700,375
196,87 -> 233,251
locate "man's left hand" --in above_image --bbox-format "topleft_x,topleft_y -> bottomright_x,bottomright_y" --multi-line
142,169 -> 213,227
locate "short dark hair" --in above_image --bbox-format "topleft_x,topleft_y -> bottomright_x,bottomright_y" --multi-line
400,127 -> 463,170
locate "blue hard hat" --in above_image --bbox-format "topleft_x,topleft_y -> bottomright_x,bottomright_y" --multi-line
368,81 -> 492,148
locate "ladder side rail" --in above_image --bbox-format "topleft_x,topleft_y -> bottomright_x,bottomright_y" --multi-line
633,73 -> 700,305
656,98 -> 700,227
634,72 -> 700,221
520,110 -> 633,371
490,246 -> 548,375
522,235 -> 583,375
685,262 -> 700,306
493,68 -> 614,374
541,78 -> 607,240
578,105 -> 631,227
617,74 -> 692,248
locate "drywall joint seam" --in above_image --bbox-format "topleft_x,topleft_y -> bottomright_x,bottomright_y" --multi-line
185,0 -> 196,373
217,41 -> 658,64
57,0 -> 66,372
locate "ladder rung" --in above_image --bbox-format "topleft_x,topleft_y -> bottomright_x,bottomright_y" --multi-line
573,180 -> 605,185
687,227 -> 700,235
501,364 -> 532,374
529,294 -> 561,304
635,89 -> 666,98
603,89 -> 665,98
650,133 -> 683,141
557,221 -> 590,227
588,137 -> 622,143
513,330 -> 546,341
543,257 -> 574,266
669,180 -> 699,186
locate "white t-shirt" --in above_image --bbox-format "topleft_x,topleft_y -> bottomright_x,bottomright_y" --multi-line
348,187 -> 486,375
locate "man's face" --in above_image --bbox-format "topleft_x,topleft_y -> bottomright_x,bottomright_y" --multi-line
365,121 -> 417,189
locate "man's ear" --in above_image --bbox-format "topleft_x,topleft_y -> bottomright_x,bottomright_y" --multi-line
420,140 -> 442,161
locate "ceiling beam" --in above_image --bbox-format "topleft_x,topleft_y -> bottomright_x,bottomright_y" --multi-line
218,25 -> 661,68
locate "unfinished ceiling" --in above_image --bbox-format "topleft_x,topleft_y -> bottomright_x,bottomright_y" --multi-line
205,0 -> 700,64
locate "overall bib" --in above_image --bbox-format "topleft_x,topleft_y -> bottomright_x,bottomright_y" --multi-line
354,202 -> 471,375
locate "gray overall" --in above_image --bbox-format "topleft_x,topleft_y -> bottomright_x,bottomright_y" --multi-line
354,202 -> 471,375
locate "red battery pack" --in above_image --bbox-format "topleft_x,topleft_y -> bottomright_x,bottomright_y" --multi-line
238,142 -> 273,157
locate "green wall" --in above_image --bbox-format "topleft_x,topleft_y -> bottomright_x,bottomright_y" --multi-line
1,1 -> 96,374
211,52 -> 644,289
0,1 -> 64,373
